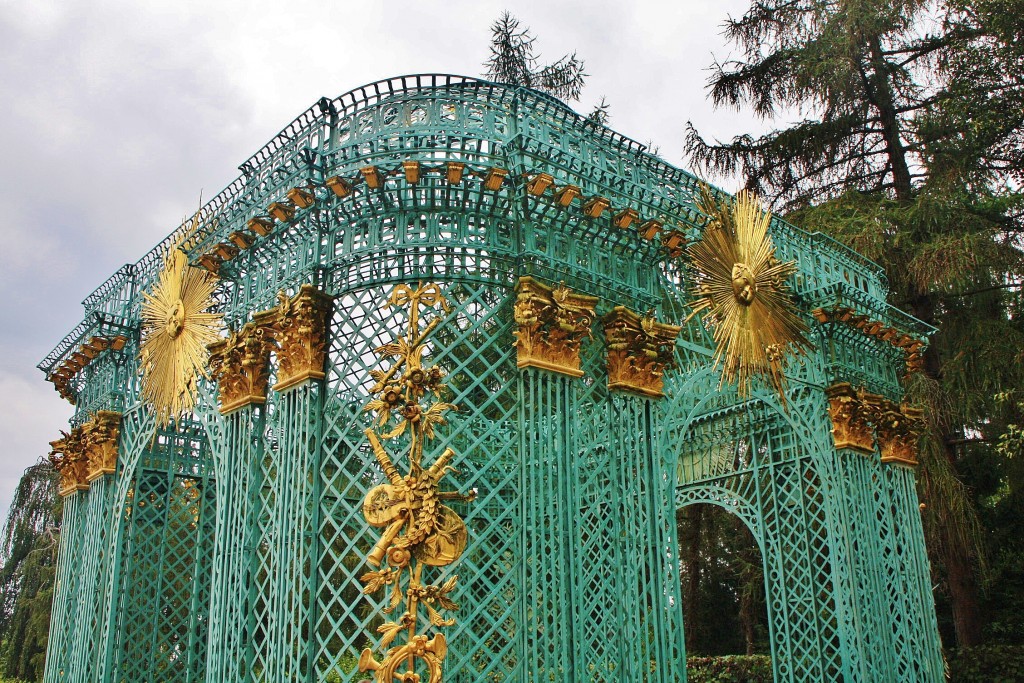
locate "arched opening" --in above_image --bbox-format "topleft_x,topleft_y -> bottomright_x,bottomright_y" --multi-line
677,502 -> 770,659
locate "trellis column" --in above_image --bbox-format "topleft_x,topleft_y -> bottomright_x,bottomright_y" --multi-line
602,307 -> 685,683
205,321 -> 275,682
875,405 -> 945,683
43,428 -> 89,683
514,277 -> 596,683
254,284 -> 332,682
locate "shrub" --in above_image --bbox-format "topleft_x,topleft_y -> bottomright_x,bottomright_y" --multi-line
948,645 -> 1024,683
686,655 -> 772,683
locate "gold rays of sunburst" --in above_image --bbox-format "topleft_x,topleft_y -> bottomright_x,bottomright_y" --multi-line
687,185 -> 810,403
140,231 -> 222,425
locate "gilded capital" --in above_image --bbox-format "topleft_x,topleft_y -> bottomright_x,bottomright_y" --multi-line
83,411 -> 122,481
208,322 -> 275,414
513,277 -> 597,378
825,383 -> 876,454
603,306 -> 681,398
49,428 -> 89,496
874,402 -> 924,467
259,284 -> 333,392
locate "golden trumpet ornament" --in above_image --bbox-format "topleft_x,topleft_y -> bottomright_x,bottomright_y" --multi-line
140,221 -> 222,425
358,283 -> 475,683
687,185 -> 810,402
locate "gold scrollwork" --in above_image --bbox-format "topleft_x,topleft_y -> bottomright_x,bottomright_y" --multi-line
603,306 -> 681,398
256,284 -> 333,392
513,276 -> 597,378
825,383 -> 877,454
873,401 -> 925,467
49,428 -> 89,496
207,323 -> 275,414
83,410 -> 122,481
358,283 -> 475,683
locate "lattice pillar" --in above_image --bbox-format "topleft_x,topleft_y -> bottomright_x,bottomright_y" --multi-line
42,492 -> 82,683
875,406 -> 945,683
203,406 -> 266,683
818,383 -> 946,682
205,320 -> 276,682
515,277 -> 596,682
255,284 -> 332,682
601,307 -> 685,683
45,416 -> 122,683
78,412 -> 122,681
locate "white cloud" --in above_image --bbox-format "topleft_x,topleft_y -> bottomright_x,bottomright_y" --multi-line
0,0 -> 764,519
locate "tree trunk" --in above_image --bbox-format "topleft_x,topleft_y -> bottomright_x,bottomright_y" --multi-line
866,37 -> 915,200
681,505 -> 706,653
945,538 -> 984,647
913,294 -> 985,647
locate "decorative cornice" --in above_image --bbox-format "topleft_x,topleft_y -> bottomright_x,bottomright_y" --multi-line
208,323 -> 274,414
47,335 -> 127,405
49,428 -> 89,496
873,401 -> 924,467
83,411 -> 122,481
602,306 -> 680,398
812,306 -> 926,376
513,277 -> 597,378
825,382 -> 878,454
256,284 -> 333,392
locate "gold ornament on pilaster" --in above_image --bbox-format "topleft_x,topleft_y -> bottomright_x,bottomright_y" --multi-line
358,283 -> 476,683
83,411 -> 122,482
825,383 -> 877,454
873,400 -> 925,467
686,185 -> 810,403
513,276 -> 597,378
256,284 -> 333,392
603,307 -> 681,398
140,211 -> 223,425
207,323 -> 274,415
49,428 -> 89,496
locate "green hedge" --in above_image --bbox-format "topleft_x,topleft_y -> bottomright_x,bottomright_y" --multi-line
686,655 -> 772,683
948,645 -> 1024,682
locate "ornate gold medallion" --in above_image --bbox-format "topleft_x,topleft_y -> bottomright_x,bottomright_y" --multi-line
358,283 -> 475,683
140,227 -> 222,425
687,185 -> 810,402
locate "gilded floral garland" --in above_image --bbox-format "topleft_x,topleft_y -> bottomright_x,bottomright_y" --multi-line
358,283 -> 475,683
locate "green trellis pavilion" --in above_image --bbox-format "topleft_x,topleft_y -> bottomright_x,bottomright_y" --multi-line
39,75 -> 944,683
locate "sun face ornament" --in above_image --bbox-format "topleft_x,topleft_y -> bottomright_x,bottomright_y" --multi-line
139,235 -> 222,425
686,185 -> 811,403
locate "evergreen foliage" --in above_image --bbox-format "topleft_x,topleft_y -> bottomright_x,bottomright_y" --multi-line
0,461 -> 61,682
678,505 -> 769,657
484,11 -> 587,101
687,0 -> 1024,648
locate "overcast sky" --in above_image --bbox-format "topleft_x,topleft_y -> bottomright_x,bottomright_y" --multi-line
0,0 -> 763,521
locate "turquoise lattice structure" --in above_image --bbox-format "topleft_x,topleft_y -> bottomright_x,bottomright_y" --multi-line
38,75 -> 944,682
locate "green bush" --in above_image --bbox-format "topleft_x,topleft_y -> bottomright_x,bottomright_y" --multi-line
948,645 -> 1024,683
686,655 -> 772,683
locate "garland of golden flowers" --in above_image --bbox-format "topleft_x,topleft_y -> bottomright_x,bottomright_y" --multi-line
358,283 -> 475,683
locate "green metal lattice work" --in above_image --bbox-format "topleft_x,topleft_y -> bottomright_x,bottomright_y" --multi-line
38,74 -> 943,682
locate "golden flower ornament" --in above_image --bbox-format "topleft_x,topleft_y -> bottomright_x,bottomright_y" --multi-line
687,185 -> 810,402
140,231 -> 222,424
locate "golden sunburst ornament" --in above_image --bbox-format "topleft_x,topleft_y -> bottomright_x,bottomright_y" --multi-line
687,185 -> 810,402
140,232 -> 222,425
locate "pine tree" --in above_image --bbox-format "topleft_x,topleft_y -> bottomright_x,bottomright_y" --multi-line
686,0 -> 1024,647
483,11 -> 587,101
0,461 -> 61,681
